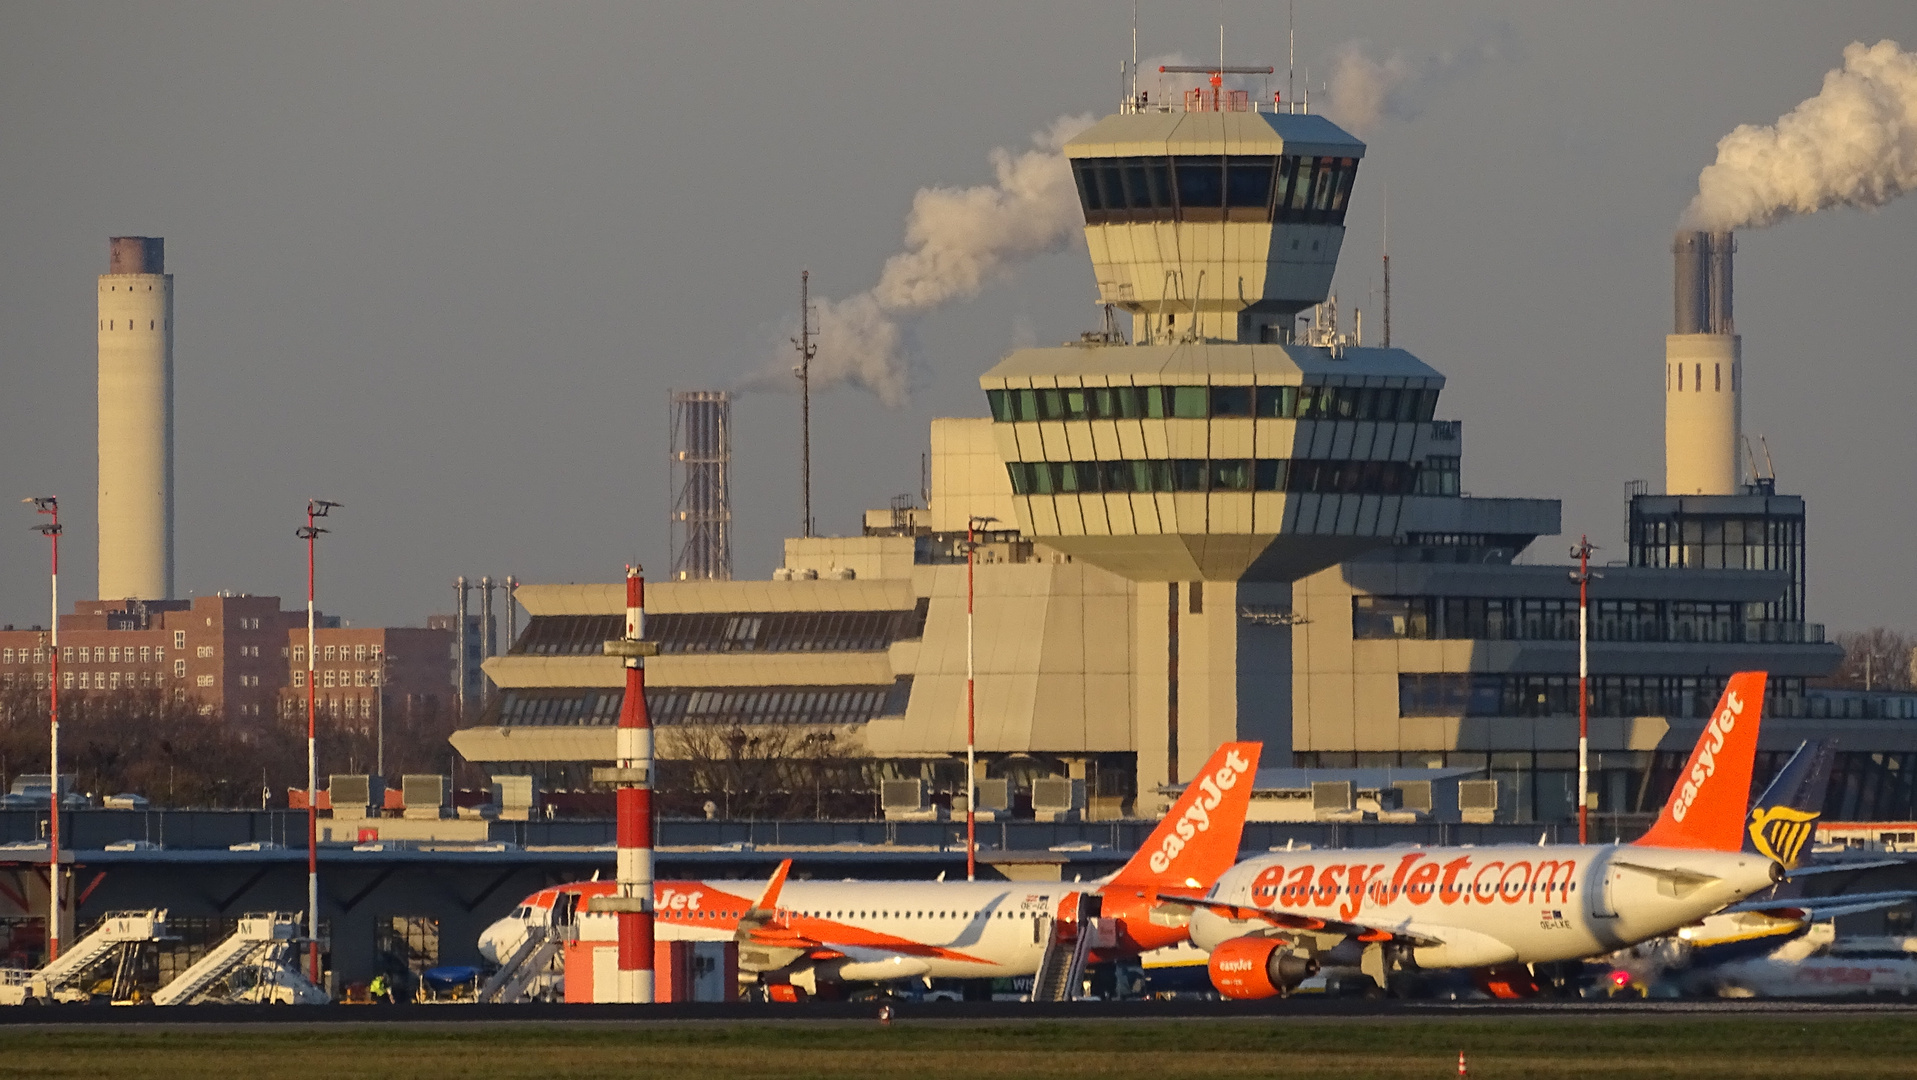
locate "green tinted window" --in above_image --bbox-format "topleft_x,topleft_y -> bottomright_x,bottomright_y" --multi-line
987,390 -> 1012,422
1256,385 -> 1296,418
1171,387 -> 1208,418
1210,459 -> 1253,491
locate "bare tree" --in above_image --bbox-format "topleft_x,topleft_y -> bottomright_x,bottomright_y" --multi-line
655,724 -> 873,819
1825,628 -> 1916,692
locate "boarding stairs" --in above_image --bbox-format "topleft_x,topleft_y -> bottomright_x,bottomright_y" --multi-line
477,925 -> 567,1004
19,910 -> 171,1002
1030,894 -> 1105,1002
152,913 -> 308,1005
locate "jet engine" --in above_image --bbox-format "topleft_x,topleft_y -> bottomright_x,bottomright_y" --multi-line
1207,936 -> 1319,999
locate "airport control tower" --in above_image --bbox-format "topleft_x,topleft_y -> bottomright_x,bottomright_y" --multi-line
975,81 -> 1552,791
980,86 -> 1542,585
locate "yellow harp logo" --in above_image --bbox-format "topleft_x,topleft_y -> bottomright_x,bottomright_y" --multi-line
1747,805 -> 1820,867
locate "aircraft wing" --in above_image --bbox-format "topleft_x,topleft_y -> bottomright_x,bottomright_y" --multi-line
1138,888 -> 1445,948
1721,889 -> 1917,921
1785,858 -> 1906,877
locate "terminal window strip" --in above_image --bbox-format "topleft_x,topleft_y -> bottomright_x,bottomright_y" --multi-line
485,678 -> 912,728
987,384 -> 1439,425
1005,457 -> 1439,497
1396,672 -> 1809,720
511,610 -> 920,657
1354,596 -> 1823,645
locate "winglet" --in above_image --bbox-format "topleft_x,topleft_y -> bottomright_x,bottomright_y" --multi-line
1104,742 -> 1261,892
1635,672 -> 1767,852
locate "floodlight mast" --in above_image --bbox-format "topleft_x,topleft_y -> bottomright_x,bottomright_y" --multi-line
964,515 -> 998,882
298,498 -> 339,985
26,497 -> 61,960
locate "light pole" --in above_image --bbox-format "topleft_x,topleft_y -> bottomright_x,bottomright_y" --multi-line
1569,536 -> 1600,844
964,514 -> 998,883
26,497 -> 61,961
298,498 -> 339,986
375,649 -> 394,779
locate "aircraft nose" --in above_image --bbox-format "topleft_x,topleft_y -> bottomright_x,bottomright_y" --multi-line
478,919 -> 512,964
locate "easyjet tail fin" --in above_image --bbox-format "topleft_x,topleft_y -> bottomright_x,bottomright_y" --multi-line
1104,742 -> 1260,892
1742,738 -> 1834,869
1635,671 -> 1767,852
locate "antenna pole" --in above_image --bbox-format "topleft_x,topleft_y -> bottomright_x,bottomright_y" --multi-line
793,270 -> 818,539
1288,1 -> 1295,109
1131,0 -> 1138,104
1382,181 -> 1392,348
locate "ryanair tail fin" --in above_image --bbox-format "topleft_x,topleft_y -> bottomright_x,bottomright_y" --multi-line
1743,739 -> 1834,868
1105,742 -> 1261,892
1635,671 -> 1767,852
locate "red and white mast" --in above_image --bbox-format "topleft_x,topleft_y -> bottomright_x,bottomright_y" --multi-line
28,497 -> 61,961
598,565 -> 656,1002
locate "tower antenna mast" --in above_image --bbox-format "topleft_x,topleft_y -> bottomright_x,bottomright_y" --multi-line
792,270 -> 818,539
1382,181 -> 1392,348
1287,1 -> 1295,108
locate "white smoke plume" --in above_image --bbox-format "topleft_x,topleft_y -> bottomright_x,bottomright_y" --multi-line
1683,39 -> 1917,232
741,113 -> 1096,406
1323,30 -> 1512,134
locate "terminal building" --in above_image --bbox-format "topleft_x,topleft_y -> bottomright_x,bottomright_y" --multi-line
455,88 -> 1917,824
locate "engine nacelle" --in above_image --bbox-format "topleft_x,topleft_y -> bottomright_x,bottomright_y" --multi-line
1207,936 -> 1318,1000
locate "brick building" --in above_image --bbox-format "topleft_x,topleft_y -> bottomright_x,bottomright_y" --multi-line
0,595 -> 454,728
281,626 -> 456,733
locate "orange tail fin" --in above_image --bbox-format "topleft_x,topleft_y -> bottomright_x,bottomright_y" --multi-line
1106,742 -> 1261,891
1635,671 -> 1767,852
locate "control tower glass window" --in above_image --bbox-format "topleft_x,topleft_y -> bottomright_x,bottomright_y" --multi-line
1226,157 -> 1276,210
1072,154 -> 1357,226
1175,157 -> 1224,213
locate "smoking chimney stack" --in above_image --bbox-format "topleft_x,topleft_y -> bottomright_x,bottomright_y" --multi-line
1665,230 -> 1741,495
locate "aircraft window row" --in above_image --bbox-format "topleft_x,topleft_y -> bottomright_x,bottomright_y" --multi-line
1072,154 -> 1358,225
1006,458 -> 1421,497
987,385 -> 1438,424
1355,597 -> 1819,645
1398,673 -> 1809,720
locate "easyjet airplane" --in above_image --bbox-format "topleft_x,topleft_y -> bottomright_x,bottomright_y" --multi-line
1181,672 -> 1790,998
479,742 -> 1259,994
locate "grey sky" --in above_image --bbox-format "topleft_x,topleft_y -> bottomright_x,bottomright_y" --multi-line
1,3 -> 1912,634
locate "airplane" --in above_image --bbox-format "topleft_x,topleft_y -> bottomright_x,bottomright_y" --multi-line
1603,737 -> 1917,994
1696,926 -> 1917,998
1182,672 -> 1790,998
478,741 -> 1260,997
